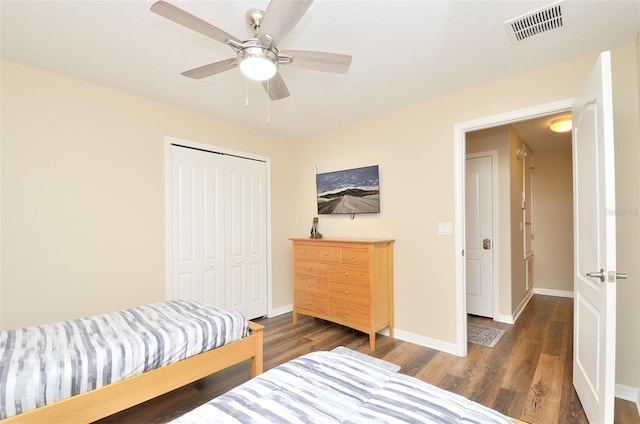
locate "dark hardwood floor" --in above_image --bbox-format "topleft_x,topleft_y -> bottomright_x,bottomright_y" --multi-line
97,295 -> 640,424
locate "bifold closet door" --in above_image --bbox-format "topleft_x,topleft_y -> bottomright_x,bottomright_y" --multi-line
225,155 -> 268,320
171,145 -> 226,307
170,145 -> 267,319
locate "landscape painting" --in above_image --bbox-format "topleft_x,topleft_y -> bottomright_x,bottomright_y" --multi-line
316,165 -> 380,214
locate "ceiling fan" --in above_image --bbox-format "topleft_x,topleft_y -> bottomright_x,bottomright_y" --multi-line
151,0 -> 352,101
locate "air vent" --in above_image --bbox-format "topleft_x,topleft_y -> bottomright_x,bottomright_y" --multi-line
505,1 -> 565,44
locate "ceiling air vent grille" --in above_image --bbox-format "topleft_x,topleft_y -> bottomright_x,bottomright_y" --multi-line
505,1 -> 565,44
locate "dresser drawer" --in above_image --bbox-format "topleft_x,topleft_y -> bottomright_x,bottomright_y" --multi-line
327,265 -> 369,286
294,244 -> 316,260
295,261 -> 327,278
296,276 -> 328,295
296,292 -> 328,315
329,282 -> 370,306
315,246 -> 341,263
329,299 -> 370,327
341,247 -> 369,266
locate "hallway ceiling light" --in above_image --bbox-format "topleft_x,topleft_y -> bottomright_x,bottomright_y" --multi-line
550,117 -> 572,133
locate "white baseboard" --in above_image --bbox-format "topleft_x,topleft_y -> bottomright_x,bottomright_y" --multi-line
533,288 -> 574,298
268,307 -> 458,356
494,289 -> 534,325
378,327 -> 458,356
616,384 -> 640,415
493,314 -> 514,324
268,304 -> 292,318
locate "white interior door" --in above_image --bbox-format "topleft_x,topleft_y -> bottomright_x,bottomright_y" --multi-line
465,154 -> 494,317
225,156 -> 268,319
572,51 -> 617,424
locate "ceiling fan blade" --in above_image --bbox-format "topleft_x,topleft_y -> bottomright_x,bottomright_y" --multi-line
257,0 -> 313,45
181,58 -> 237,79
262,73 -> 290,100
280,50 -> 352,73
151,1 -> 240,46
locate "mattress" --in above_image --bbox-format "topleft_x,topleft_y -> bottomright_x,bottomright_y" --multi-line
171,346 -> 516,424
0,300 -> 248,419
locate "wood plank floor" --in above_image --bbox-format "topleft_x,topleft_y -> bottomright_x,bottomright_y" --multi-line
97,295 -> 640,424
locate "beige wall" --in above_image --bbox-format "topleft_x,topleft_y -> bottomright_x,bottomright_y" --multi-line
296,53 -> 599,344
0,61 -> 300,328
612,42 -> 640,391
532,147 -> 574,293
2,41 -> 638,392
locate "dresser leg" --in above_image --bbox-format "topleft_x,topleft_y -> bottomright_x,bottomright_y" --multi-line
292,311 -> 298,325
369,333 -> 376,351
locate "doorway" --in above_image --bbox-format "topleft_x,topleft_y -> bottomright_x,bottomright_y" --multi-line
464,117 -> 573,334
453,99 -> 574,357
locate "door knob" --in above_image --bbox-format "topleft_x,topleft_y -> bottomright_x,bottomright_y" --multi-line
483,239 -> 491,250
586,269 -> 605,282
587,270 -> 628,282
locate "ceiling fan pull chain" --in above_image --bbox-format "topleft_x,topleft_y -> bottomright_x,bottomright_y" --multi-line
267,80 -> 271,124
245,77 -> 249,107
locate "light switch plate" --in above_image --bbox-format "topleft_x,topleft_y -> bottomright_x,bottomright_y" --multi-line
438,222 -> 452,235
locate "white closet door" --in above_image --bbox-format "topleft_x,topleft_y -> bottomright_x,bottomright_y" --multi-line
169,144 -> 268,320
170,145 -> 225,305
225,155 -> 268,319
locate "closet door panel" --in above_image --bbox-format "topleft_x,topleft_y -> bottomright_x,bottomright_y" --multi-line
225,156 -> 267,319
171,146 -> 225,303
201,162 -> 225,306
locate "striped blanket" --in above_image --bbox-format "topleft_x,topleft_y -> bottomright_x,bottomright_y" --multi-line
171,347 -> 516,424
0,300 -> 248,419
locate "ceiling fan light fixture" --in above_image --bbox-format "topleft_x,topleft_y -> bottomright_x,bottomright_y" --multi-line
238,46 -> 278,81
550,117 -> 572,133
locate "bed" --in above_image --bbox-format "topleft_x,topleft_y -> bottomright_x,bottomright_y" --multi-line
170,347 -> 527,424
0,300 -> 264,423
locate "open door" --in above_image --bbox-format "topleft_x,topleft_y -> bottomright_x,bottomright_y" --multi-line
572,51 -> 620,424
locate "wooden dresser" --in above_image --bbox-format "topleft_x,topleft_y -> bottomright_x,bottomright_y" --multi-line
290,238 -> 394,350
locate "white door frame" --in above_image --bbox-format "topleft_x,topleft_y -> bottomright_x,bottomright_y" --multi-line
453,99 -> 573,357
465,150 -> 499,319
164,136 -> 273,317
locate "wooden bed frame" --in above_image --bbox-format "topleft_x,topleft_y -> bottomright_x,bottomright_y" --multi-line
1,321 -> 264,424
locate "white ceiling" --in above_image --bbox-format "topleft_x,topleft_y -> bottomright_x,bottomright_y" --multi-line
1,0 -> 639,145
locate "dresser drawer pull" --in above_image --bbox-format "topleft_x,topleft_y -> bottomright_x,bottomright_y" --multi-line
301,250 -> 306,254
306,301 -> 312,305
306,267 -> 312,271
344,290 -> 349,295
306,284 -> 312,288
344,310 -> 350,315
344,272 -> 349,277
324,252 -> 329,256
351,254 -> 356,259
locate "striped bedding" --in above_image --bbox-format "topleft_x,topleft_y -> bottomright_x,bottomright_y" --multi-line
0,300 -> 248,419
171,347 -> 515,424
